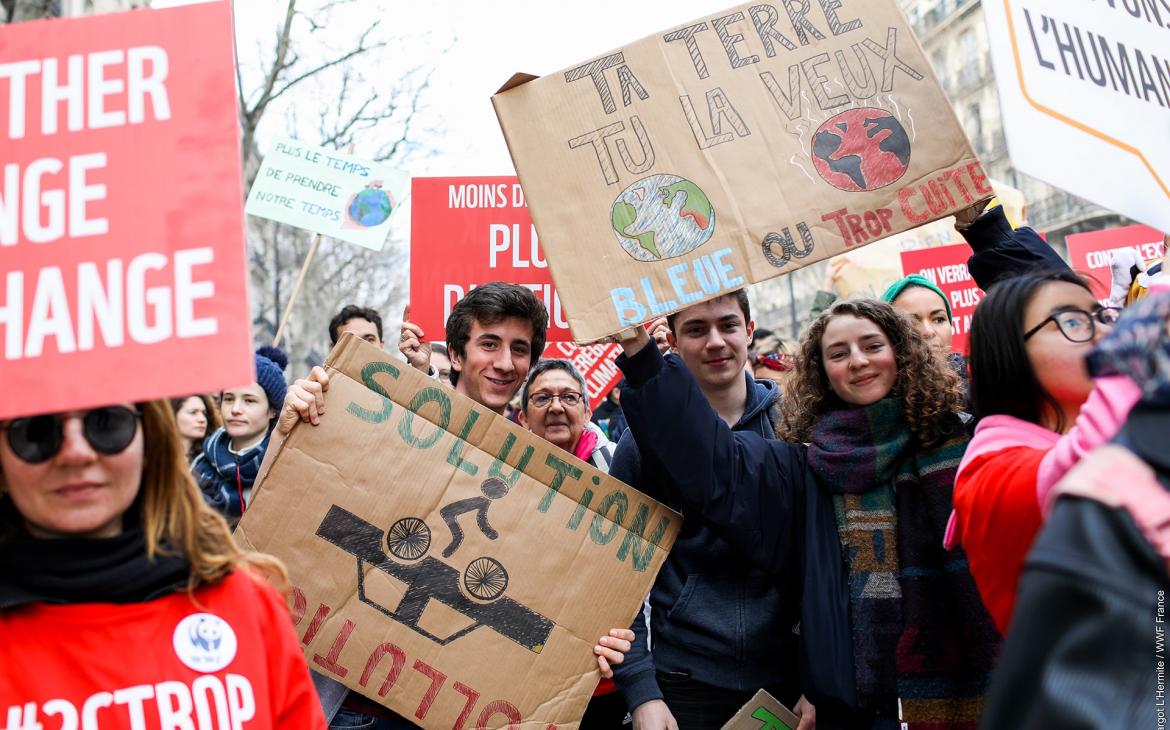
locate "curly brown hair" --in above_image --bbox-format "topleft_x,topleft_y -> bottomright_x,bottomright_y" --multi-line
779,299 -> 965,445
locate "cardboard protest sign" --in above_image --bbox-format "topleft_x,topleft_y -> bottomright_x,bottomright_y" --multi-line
721,689 -> 800,730
984,0 -> 1170,233
900,243 -> 982,355
0,2 -> 252,421
411,176 -> 574,341
1066,224 -> 1167,301
541,342 -> 623,410
493,0 -> 989,342
236,334 -> 679,729
246,136 -> 409,250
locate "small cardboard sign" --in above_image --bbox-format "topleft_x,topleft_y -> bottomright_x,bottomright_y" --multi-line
1065,224 -> 1166,302
541,342 -> 624,411
900,242 -> 983,355
245,136 -> 409,251
493,0 -> 988,342
721,689 -> 800,730
0,2 -> 252,420
410,176 -> 574,341
983,0 -> 1170,233
236,335 -> 679,729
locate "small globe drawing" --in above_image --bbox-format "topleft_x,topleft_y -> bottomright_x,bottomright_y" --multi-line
610,174 -> 716,262
347,186 -> 393,227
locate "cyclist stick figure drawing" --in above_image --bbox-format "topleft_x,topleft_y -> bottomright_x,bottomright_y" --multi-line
439,476 -> 511,558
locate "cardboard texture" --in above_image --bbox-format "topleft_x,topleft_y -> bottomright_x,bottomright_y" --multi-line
0,1 -> 253,420
493,0 -> 990,342
245,136 -> 409,251
236,334 -> 680,729
721,689 -> 800,730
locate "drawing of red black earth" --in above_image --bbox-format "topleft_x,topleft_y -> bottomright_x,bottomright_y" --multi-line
810,108 -> 911,192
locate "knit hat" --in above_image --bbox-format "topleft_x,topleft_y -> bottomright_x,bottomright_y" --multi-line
254,346 -> 289,409
881,274 -> 953,321
1087,290 -> 1170,407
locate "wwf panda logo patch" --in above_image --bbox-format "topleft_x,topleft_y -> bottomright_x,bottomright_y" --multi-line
173,613 -> 238,672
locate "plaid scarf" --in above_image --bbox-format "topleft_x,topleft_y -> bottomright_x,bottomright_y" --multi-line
807,398 -> 999,728
192,427 -> 269,518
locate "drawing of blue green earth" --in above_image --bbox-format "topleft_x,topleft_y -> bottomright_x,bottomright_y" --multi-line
610,174 -> 716,262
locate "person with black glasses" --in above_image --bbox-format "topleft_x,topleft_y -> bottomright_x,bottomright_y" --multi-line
948,268 -> 1170,635
518,359 -> 616,474
0,401 -> 326,727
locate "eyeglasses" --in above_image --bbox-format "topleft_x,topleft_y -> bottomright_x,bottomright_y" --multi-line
1023,306 -> 1121,343
2,406 -> 141,464
528,391 -> 583,409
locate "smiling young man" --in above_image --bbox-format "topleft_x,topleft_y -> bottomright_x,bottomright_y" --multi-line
280,282 -> 554,730
444,283 -> 548,414
609,291 -> 811,730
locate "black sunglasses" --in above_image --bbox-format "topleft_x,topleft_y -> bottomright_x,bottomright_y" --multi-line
3,406 -> 141,464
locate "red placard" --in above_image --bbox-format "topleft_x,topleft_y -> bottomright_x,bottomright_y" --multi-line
900,244 -> 983,356
541,342 -> 623,411
0,2 -> 252,421
410,176 -> 574,342
1065,225 -> 1166,302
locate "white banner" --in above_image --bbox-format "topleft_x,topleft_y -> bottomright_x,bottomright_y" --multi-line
984,0 -> 1170,232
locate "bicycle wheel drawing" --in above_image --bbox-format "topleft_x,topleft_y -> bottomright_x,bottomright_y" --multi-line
387,517 -> 430,561
464,557 -> 508,601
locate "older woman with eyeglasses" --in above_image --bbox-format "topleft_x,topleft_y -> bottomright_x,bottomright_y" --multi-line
0,401 -> 326,727
947,269 -> 1170,633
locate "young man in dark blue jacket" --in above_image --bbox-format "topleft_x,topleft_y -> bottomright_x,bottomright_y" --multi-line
609,291 -> 814,730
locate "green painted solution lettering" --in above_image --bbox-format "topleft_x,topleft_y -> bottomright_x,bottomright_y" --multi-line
446,411 -> 481,475
750,706 -> 793,730
398,387 -> 451,449
346,361 -> 400,424
488,433 -> 534,487
566,488 -> 595,530
589,491 -> 629,545
617,503 -> 672,572
538,453 -> 583,513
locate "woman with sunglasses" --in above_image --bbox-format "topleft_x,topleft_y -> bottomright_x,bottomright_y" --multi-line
0,402 -> 326,726
948,269 -> 1170,633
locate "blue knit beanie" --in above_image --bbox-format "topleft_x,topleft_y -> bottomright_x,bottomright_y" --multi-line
881,274 -> 953,321
254,346 -> 289,409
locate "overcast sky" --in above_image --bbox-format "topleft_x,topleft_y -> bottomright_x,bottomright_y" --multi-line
154,0 -> 726,175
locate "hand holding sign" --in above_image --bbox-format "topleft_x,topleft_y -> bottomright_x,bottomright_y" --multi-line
399,305 -> 432,373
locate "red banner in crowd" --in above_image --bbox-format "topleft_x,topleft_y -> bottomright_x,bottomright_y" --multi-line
409,176 -> 573,342
1065,225 -> 1166,302
900,244 -> 983,356
0,2 -> 252,421
541,342 -> 622,411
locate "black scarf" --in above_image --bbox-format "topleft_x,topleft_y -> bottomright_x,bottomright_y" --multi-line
0,526 -> 190,609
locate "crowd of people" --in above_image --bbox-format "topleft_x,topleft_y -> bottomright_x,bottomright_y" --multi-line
1,198 -> 1168,730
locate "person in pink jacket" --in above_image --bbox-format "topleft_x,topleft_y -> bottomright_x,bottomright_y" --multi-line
948,267 -> 1170,632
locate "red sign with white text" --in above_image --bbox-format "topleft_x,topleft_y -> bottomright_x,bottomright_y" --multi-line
0,2 -> 252,420
900,244 -> 983,356
1066,225 -> 1166,302
541,342 -> 623,411
410,176 -> 573,341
